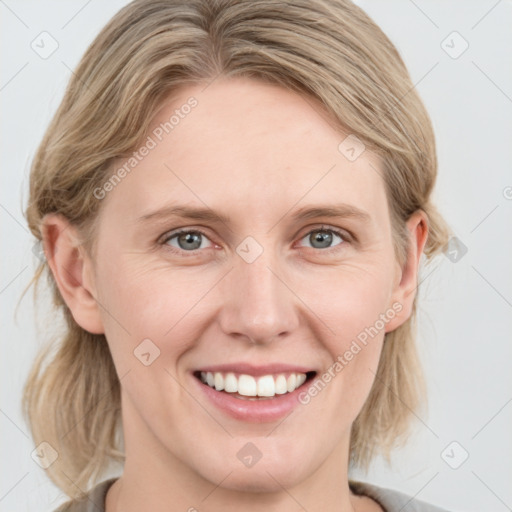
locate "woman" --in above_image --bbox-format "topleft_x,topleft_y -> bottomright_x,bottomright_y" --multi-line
23,0 -> 452,510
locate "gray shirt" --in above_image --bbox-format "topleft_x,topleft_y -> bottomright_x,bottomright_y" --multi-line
55,477 -> 451,511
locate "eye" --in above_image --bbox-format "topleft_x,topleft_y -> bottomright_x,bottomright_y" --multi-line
159,225 -> 350,257
161,229 -> 214,253
297,226 -> 348,252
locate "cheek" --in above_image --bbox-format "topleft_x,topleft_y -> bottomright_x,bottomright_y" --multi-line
93,255 -> 220,369
300,258 -> 396,344
296,261 -> 394,408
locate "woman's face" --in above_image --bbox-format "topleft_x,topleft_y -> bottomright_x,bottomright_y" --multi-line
75,77 -> 421,492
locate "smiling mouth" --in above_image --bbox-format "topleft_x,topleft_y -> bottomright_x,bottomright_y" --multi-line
193,370 -> 316,400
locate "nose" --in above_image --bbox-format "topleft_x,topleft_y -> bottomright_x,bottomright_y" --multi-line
217,248 -> 300,345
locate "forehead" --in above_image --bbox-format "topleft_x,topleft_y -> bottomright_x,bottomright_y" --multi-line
101,77 -> 388,227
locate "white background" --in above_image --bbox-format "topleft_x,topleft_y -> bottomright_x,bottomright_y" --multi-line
1,1 -> 511,510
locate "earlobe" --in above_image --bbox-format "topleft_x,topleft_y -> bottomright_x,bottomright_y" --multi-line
385,210 -> 429,333
41,214 -> 105,334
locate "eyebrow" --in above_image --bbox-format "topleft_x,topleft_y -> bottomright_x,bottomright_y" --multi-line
136,203 -> 371,225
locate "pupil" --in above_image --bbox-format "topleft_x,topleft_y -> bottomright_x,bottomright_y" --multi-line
312,230 -> 332,249
179,232 -> 201,250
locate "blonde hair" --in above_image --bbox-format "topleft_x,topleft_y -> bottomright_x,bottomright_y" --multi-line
23,0 -> 450,501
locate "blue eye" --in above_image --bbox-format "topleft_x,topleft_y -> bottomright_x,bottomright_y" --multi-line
298,227 -> 346,251
160,225 -> 349,256
162,229 -> 213,252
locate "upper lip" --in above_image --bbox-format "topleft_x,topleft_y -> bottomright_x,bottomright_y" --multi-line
194,362 -> 316,377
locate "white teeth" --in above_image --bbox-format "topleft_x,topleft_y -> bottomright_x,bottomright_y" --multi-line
214,372 -> 224,391
286,373 -> 296,392
199,371 -> 310,397
238,374 -> 257,396
257,375 -> 275,397
296,373 -> 307,387
275,375 -> 288,394
224,372 -> 238,392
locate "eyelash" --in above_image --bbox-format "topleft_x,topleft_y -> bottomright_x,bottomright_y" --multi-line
159,225 -> 352,257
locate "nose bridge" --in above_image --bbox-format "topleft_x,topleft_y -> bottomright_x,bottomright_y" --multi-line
219,245 -> 298,343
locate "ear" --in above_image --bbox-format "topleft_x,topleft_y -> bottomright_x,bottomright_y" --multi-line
41,214 -> 104,334
385,210 -> 429,333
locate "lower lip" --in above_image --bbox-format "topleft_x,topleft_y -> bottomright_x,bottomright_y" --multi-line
191,373 -> 313,423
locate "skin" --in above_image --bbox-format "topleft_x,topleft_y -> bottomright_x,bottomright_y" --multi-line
43,77 -> 428,512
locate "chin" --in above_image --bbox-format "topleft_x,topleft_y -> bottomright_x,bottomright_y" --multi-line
201,455 -> 311,494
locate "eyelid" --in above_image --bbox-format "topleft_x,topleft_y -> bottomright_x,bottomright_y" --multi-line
159,227 -> 212,245
296,224 -> 353,243
293,224 -> 352,255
